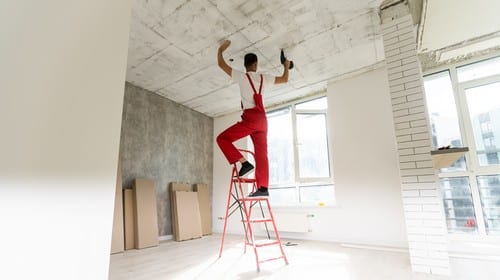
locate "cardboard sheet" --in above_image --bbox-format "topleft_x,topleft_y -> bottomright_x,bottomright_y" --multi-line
169,182 -> 191,240
193,183 -> 212,235
123,189 -> 135,250
174,191 -> 202,241
133,178 -> 159,249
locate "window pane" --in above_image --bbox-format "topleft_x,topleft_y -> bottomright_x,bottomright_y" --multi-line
465,82 -> 500,166
440,177 -> 478,233
268,187 -> 297,205
267,108 -> 294,184
423,71 -> 466,172
299,184 -> 334,203
457,56 -> 500,82
296,97 -> 328,110
477,175 -> 500,235
296,114 -> 330,178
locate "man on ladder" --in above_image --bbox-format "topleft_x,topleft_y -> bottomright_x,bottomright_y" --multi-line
216,39 -> 291,197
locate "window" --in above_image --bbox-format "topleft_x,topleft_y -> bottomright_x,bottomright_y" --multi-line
296,114 -> 329,178
456,56 -> 500,82
423,55 -> 500,236
464,82 -> 500,166
267,108 -> 294,185
423,71 -> 466,172
267,96 -> 334,205
477,175 -> 500,235
440,177 -> 477,233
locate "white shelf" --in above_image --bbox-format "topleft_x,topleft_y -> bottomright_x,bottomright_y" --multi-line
430,147 -> 469,169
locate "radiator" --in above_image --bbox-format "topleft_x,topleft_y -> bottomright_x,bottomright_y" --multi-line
263,212 -> 313,233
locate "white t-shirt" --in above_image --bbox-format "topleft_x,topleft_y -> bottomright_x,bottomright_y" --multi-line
231,69 -> 275,110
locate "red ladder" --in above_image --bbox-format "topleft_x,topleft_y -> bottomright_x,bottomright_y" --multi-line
218,150 -> 288,272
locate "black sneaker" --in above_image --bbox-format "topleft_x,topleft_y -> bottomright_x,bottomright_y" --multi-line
249,187 -> 269,197
238,161 -> 254,177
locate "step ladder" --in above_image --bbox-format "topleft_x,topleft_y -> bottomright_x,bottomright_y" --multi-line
218,149 -> 288,272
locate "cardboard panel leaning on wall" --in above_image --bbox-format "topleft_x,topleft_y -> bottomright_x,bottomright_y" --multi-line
194,183 -> 212,235
174,191 -> 203,241
123,189 -> 135,250
133,178 -> 159,249
111,159 -> 124,254
170,182 -> 192,240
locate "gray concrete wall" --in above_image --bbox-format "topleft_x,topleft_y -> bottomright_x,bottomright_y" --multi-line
119,82 -> 213,236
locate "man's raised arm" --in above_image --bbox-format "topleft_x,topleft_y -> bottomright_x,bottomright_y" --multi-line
274,59 -> 290,84
217,40 -> 232,77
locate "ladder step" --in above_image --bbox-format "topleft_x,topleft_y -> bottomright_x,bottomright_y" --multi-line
239,197 -> 268,201
242,218 -> 273,223
232,178 -> 256,183
221,154 -> 288,269
259,256 -> 285,264
246,239 -> 280,247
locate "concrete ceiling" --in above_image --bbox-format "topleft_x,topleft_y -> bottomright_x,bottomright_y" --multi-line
126,0 -> 384,117
417,0 -> 500,70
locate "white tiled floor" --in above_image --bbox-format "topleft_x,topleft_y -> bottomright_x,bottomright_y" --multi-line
109,234 -> 450,280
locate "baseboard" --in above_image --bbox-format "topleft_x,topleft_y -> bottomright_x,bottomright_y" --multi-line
340,243 -> 409,253
449,253 -> 500,261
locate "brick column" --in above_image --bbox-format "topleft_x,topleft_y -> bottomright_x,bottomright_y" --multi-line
380,3 -> 450,276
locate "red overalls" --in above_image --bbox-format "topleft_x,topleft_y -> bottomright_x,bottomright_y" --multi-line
216,73 -> 269,188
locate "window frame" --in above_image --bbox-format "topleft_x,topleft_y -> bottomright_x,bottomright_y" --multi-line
264,94 -> 335,206
294,108 -> 331,183
423,52 -> 500,240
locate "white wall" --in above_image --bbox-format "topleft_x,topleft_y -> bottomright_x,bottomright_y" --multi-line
0,1 -> 131,279
420,0 -> 500,51
212,68 -> 408,248
317,67 -> 407,247
212,112 -> 249,236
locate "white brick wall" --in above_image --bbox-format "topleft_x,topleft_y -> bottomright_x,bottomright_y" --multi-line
381,14 -> 450,276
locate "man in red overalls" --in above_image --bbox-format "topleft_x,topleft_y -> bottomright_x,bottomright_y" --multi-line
216,40 -> 290,197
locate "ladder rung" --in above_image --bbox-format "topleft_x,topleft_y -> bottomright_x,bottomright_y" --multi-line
259,256 -> 285,264
242,218 -> 273,223
239,197 -> 268,201
232,178 -> 256,183
221,161 -> 288,268
246,239 -> 280,247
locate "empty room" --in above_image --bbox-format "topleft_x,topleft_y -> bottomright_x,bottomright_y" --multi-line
2,0 -> 500,279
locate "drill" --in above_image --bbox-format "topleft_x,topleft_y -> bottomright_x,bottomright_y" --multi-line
280,49 -> 294,69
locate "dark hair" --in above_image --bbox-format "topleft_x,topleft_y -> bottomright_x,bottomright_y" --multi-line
244,53 -> 258,67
